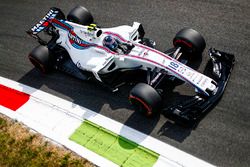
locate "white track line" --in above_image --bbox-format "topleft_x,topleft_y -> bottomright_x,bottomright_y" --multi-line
0,76 -> 215,167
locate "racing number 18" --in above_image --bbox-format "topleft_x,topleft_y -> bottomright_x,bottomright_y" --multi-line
169,61 -> 179,71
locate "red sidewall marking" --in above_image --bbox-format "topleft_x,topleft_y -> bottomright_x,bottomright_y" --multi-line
0,84 -> 30,111
129,95 -> 152,113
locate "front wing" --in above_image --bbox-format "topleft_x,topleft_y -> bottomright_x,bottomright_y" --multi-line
163,48 -> 235,126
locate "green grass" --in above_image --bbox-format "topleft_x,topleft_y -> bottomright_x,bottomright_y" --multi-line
0,114 -> 94,167
70,120 -> 159,167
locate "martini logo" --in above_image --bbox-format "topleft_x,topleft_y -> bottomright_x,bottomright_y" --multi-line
68,31 -> 95,50
31,9 -> 58,33
68,31 -> 82,45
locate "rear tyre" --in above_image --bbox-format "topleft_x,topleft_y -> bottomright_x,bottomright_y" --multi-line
51,7 -> 65,20
67,6 -> 93,25
129,83 -> 162,117
28,45 -> 52,73
173,28 -> 206,56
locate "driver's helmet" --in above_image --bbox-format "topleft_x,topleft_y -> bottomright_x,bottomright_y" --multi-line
103,36 -> 118,50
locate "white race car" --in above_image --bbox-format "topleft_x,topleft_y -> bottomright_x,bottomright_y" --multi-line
27,6 -> 235,125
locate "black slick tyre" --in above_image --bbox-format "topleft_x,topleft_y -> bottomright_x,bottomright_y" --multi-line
67,6 -> 93,25
129,83 -> 162,117
173,28 -> 206,55
28,45 -> 52,73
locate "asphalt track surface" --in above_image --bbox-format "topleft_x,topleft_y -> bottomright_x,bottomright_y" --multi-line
0,0 -> 249,166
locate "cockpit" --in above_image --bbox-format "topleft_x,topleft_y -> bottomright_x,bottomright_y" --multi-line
103,35 -> 134,55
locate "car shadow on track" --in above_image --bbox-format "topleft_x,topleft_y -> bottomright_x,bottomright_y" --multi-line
18,69 -> 193,143
18,53 -> 203,144
17,69 -> 131,112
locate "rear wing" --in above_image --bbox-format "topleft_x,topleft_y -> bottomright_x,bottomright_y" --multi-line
26,7 -> 64,36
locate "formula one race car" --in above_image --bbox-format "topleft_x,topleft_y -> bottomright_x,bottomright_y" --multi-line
26,6 -> 235,124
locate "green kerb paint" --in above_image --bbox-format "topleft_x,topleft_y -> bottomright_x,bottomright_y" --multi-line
69,120 -> 159,167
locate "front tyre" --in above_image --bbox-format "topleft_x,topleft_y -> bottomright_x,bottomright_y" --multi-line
28,45 -> 52,73
129,83 -> 162,117
173,28 -> 206,56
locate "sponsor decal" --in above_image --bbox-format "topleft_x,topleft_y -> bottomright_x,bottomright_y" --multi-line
186,71 -> 195,78
31,9 -> 58,33
201,78 -> 208,87
68,30 -> 96,50
68,32 -> 82,45
76,61 -> 81,68
52,19 -> 96,50
177,66 -> 186,74
196,76 -> 203,85
81,30 -> 94,38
